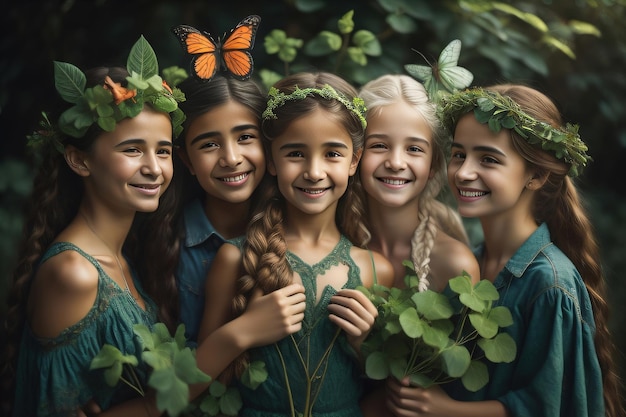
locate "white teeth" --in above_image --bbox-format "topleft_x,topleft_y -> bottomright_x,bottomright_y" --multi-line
222,173 -> 247,182
459,190 -> 487,197
381,178 -> 408,185
302,189 -> 325,194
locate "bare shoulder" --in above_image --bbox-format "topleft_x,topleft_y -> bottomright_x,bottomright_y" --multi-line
34,249 -> 99,294
28,247 -> 99,338
350,246 -> 394,288
429,232 -> 480,291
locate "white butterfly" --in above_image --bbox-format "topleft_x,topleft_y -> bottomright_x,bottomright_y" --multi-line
405,39 -> 473,100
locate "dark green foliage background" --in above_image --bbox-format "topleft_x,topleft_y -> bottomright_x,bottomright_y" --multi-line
1,0 -> 624,394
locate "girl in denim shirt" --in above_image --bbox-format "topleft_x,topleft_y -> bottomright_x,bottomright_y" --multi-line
383,84 -> 623,417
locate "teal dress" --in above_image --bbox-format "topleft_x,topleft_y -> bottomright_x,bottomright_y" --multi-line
13,242 -> 158,417
235,235 -> 365,417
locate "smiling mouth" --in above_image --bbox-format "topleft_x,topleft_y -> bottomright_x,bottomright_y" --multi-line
131,184 -> 160,189
220,172 -> 249,182
378,178 -> 410,185
298,187 -> 329,194
459,189 -> 488,197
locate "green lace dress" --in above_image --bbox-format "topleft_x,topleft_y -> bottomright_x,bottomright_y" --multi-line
13,242 -> 158,417
235,235 -> 366,417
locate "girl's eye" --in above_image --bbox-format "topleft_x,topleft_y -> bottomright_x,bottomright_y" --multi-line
123,147 -> 141,154
482,156 -> 499,164
407,145 -> 423,153
239,133 -> 256,142
367,142 -> 387,149
286,151 -> 304,158
157,148 -> 172,156
450,151 -> 465,159
327,150 -> 342,158
199,141 -> 218,150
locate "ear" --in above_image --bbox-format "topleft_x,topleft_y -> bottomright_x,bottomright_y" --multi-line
64,146 -> 90,177
177,148 -> 196,175
526,172 -> 548,190
349,148 -> 363,176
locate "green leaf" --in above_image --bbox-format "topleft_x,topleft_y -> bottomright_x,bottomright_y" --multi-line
386,13 -> 418,34
219,387 -> 242,416
488,306 -> 514,327
97,116 -> 116,132
90,344 -> 124,369
149,367 -> 189,417
200,395 -> 220,416
448,275 -> 473,295
412,290 -> 454,320
421,324 -> 450,349
174,323 -> 187,349
142,341 -> 176,370
468,312 -> 499,338
305,31 -> 342,56
209,380 -> 227,397
365,351 -> 389,380
133,324 -> 155,350
174,348 -> 211,384
478,333 -> 517,363
473,280 -> 500,301
347,47 -> 367,66
440,344 -> 471,377
54,61 -> 86,104
127,35 -> 158,80
459,293 -> 485,312
352,30 -> 381,56
389,357 -> 408,380
399,307 -> 424,338
338,10 -> 355,34
104,361 -> 123,387
461,360 -> 489,392
568,20 -> 601,37
240,360 -> 268,390
161,66 -> 189,87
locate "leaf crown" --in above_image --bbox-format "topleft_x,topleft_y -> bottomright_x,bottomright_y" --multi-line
262,84 -> 367,129
439,87 -> 591,177
27,36 -> 187,152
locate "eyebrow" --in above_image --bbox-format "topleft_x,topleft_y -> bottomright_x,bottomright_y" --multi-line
366,134 -> 431,147
116,138 -> 173,148
450,142 -> 506,156
278,141 -> 350,151
189,124 -> 259,146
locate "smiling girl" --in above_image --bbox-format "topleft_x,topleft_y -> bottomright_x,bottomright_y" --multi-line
198,72 -> 393,417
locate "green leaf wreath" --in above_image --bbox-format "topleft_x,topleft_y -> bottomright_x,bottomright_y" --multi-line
358,261 -> 516,392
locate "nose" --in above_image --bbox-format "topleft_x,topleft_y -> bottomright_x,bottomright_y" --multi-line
303,158 -> 326,182
219,142 -> 243,168
141,152 -> 163,177
452,158 -> 478,182
384,148 -> 406,171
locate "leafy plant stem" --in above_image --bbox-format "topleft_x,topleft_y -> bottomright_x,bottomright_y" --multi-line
274,342 -> 296,417
120,364 -> 145,397
333,33 -> 350,73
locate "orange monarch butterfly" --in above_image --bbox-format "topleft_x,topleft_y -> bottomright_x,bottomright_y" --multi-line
172,15 -> 261,82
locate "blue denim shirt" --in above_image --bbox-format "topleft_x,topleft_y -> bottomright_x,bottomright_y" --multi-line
444,223 -> 604,417
176,199 -> 225,347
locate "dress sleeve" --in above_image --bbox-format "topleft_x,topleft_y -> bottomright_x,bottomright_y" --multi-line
497,285 -> 605,417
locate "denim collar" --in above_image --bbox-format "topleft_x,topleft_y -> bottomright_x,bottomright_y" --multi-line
183,198 -> 221,247
476,223 -> 553,279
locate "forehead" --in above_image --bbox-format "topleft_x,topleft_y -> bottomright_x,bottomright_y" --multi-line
272,107 -> 354,150
366,101 -> 432,142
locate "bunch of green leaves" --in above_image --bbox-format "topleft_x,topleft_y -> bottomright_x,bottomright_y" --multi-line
195,361 -> 268,416
90,323 -> 211,417
53,35 -> 185,139
358,262 -> 516,392
261,10 -> 381,88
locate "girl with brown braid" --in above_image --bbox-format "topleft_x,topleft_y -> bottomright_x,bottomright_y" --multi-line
382,84 -> 623,417
197,72 -> 394,417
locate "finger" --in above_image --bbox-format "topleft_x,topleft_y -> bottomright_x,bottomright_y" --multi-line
329,294 -> 377,326
333,289 -> 378,317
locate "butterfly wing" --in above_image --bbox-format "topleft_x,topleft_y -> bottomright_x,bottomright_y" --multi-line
220,15 -> 261,80
435,39 -> 473,92
172,24 -> 219,81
